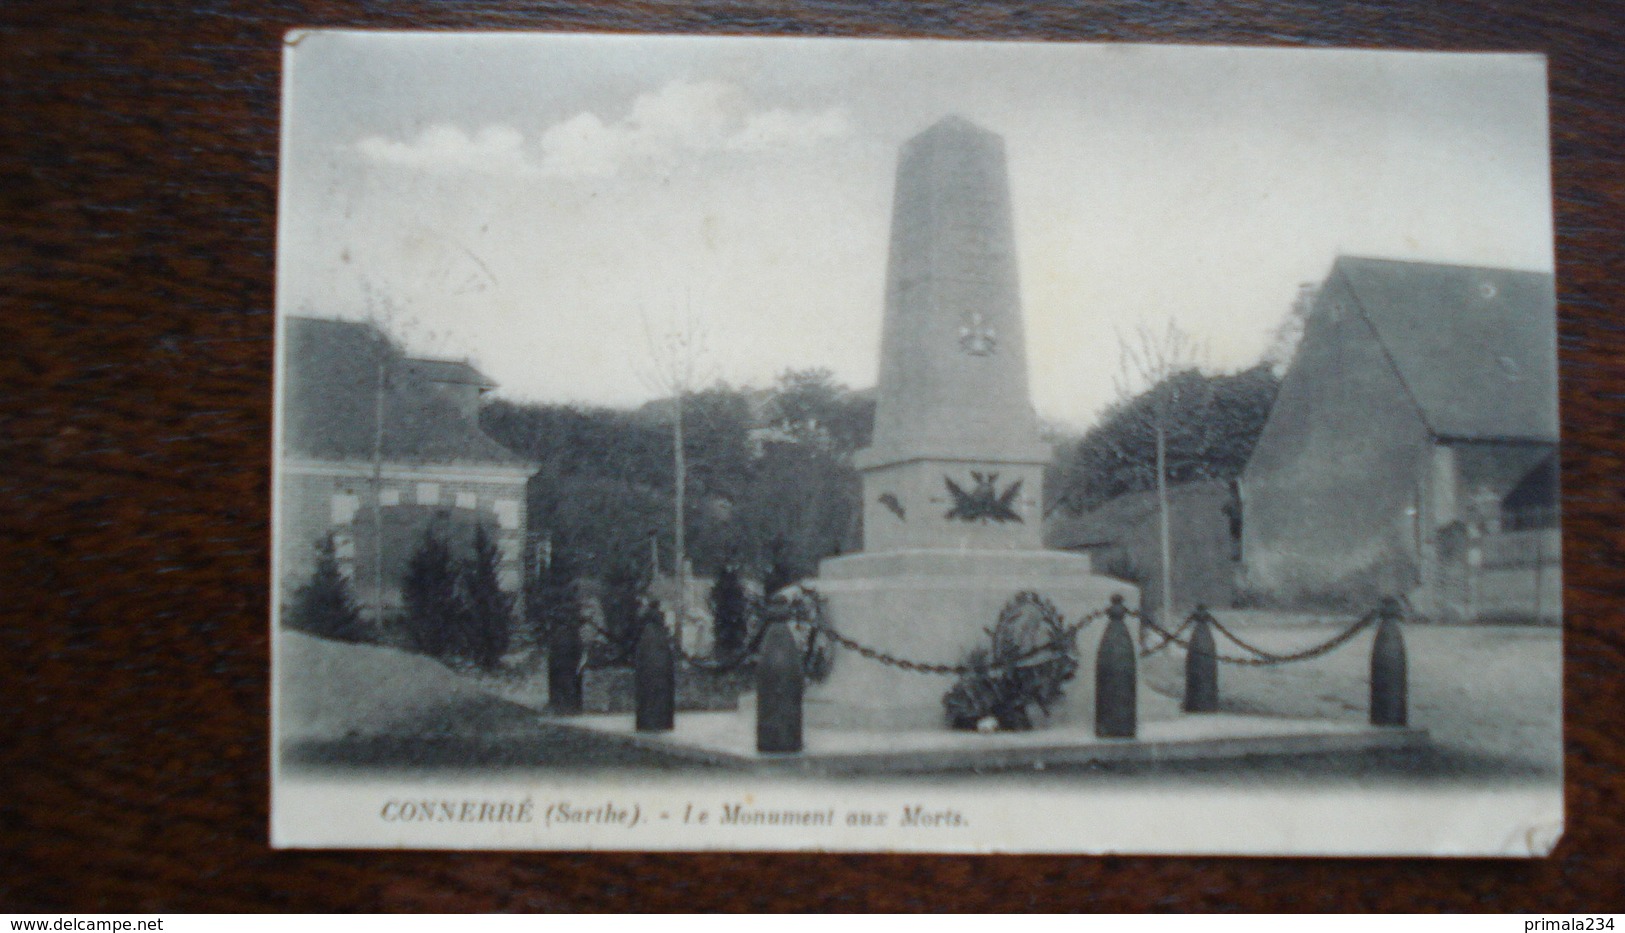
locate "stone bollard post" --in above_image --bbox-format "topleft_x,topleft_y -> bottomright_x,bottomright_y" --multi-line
634,619 -> 675,732
547,614 -> 583,715
1096,594 -> 1138,739
756,623 -> 804,754
1184,606 -> 1219,713
1370,597 -> 1408,727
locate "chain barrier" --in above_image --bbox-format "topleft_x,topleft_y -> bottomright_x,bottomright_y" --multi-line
663,589 -> 831,675
1130,607 -> 1379,666
578,617 -> 637,667
1138,616 -> 1192,658
582,592 -> 1382,674
808,606 -> 1106,677
673,619 -> 775,673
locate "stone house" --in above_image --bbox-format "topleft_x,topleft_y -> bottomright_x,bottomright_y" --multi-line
278,316 -> 534,625
1240,257 -> 1559,621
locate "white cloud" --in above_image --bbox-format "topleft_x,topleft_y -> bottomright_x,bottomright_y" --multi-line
357,80 -> 851,179
624,78 -> 743,149
725,107 -> 851,153
356,124 -> 535,176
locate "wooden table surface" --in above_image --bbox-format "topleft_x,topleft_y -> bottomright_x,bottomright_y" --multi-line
3,0 -> 1622,912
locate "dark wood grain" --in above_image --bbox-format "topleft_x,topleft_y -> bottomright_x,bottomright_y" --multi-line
2,0 -> 1622,912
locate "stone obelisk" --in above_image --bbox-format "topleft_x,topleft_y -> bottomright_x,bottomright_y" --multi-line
807,116 -> 1134,729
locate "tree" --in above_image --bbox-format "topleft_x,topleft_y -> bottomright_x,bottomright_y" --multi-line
459,524 -> 513,671
741,438 -> 861,582
599,555 -> 650,664
530,537 -> 580,643
1058,364 -> 1279,511
534,542 -> 585,712
1053,333 -> 1280,618
400,527 -> 464,660
1263,282 -> 1319,377
682,385 -> 755,500
738,369 -> 870,583
768,368 -> 874,453
479,371 -> 873,587
639,304 -> 717,651
709,557 -> 749,657
286,533 -> 368,643
1112,322 -> 1207,620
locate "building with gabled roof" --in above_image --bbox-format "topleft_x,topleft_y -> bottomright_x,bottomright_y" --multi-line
1240,257 -> 1559,621
278,316 -> 535,627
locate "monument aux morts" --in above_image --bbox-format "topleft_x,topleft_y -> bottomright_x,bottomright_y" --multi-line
808,116 -> 1137,729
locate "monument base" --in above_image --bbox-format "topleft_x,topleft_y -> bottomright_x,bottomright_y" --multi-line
805,548 -> 1158,730
546,710 -> 1430,776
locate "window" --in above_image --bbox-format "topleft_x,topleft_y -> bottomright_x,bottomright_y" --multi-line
330,492 -> 360,524
493,499 -> 521,529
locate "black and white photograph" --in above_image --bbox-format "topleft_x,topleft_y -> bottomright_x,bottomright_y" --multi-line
271,32 -> 1561,855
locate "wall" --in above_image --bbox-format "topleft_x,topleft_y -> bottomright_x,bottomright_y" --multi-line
278,459 -> 530,620
1051,479 -> 1240,614
1241,274 -> 1433,605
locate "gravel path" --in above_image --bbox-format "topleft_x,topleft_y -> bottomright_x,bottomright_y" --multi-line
1138,616 -> 1562,778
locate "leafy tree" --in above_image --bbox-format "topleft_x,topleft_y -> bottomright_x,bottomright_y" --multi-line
740,439 -> 861,582
599,554 -> 650,664
682,386 -> 755,501
524,469 -> 668,586
482,401 -> 670,489
709,557 -> 749,657
458,524 -> 513,671
1262,282 -> 1319,376
768,368 -> 874,453
530,539 -> 580,643
733,368 -> 870,581
286,533 -> 368,643
479,370 -> 873,613
1056,362 -> 1279,514
400,527 -> 464,661
532,542 -> 585,710
1052,330 -> 1279,619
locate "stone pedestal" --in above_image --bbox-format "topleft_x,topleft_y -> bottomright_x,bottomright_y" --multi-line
806,549 -> 1150,729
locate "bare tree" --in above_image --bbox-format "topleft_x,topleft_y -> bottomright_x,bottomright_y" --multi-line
1113,320 -> 1210,626
639,301 -> 716,651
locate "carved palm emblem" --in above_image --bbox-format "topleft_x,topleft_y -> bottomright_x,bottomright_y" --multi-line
943,472 -> 1024,523
878,492 -> 906,520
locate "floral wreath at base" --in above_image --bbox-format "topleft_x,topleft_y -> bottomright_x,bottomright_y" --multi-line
942,591 -> 1079,732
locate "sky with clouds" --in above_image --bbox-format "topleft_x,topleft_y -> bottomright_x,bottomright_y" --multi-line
278,33 -> 1553,429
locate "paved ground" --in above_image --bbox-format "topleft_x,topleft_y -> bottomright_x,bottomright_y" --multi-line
1136,616 -> 1562,779
281,617 -> 1561,785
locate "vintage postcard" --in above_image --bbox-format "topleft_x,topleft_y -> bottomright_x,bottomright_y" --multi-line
272,32 -> 1562,854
